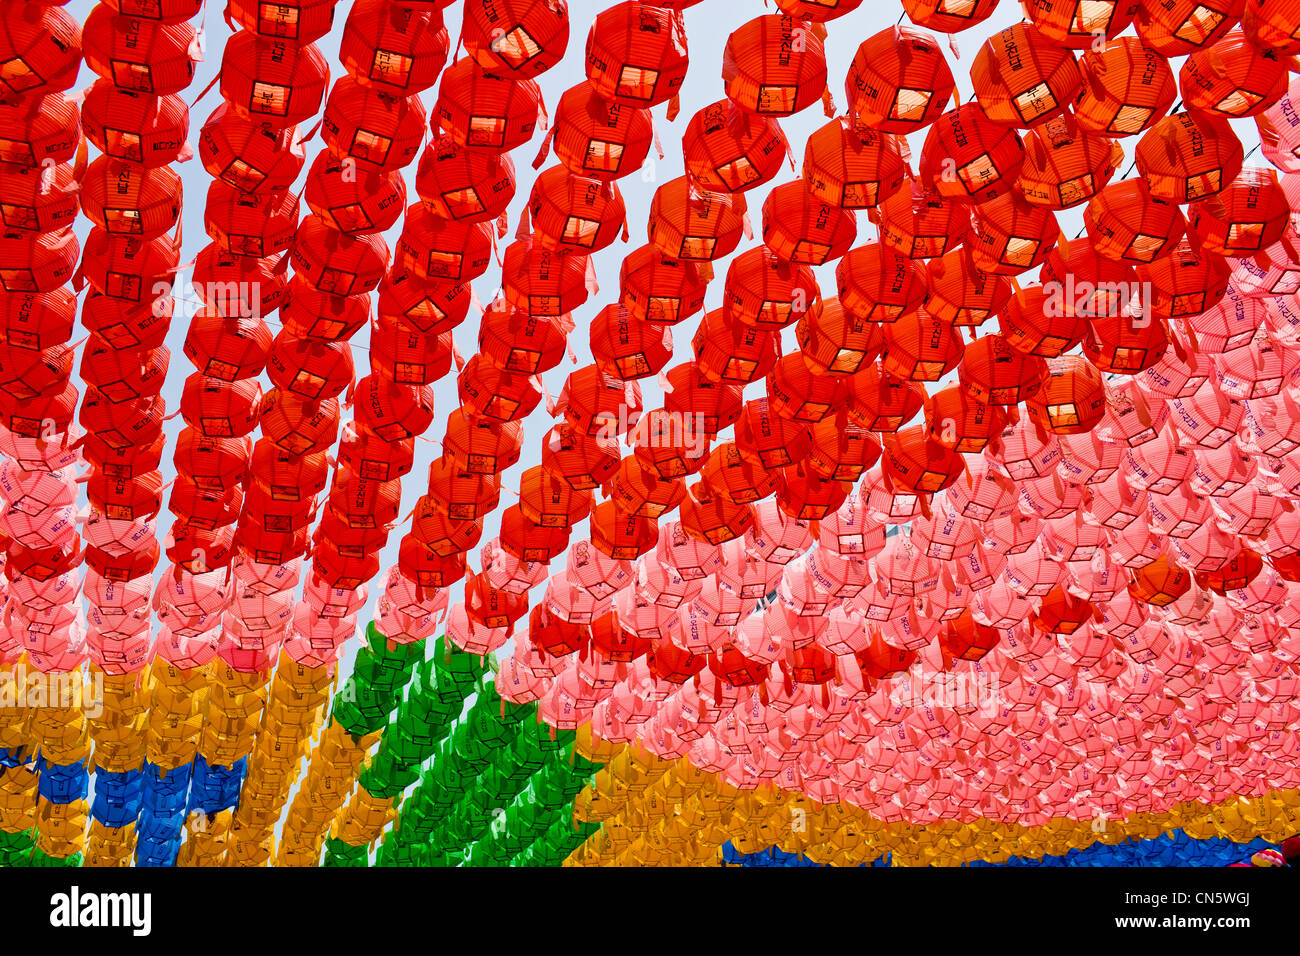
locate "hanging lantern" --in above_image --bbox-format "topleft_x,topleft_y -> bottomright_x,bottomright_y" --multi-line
762,181 -> 856,266
795,296 -> 883,377
586,1 -> 688,108
1134,0 -> 1242,56
1024,0 -> 1140,48
556,363 -> 641,436
971,22 -> 1081,129
433,58 -> 542,153
219,33 -> 330,129
175,433 -> 252,492
1135,111 -> 1244,202
338,424 -> 415,481
0,3 -> 82,98
692,306 -> 779,385
426,455 -> 501,521
527,165 -> 627,255
776,461 -> 852,521
353,374 -> 436,441
591,304 -> 672,380
734,396 -> 812,470
663,362 -> 743,439
807,414 -> 882,480
682,97 -> 787,194
82,81 -> 190,168
830,248 -> 924,333
881,307 -> 965,382
647,176 -> 746,261
619,244 -> 708,325
958,334 -> 1049,405
721,244 -> 817,331
590,500 -> 658,560
1026,355 -> 1109,434
457,353 -> 542,422
844,26 -> 954,134
774,0 -> 865,20
83,5 -> 196,95
443,405 -> 524,474
877,182 -> 970,260
0,92 -> 80,168
180,375 -> 262,438
305,151 -> 405,237
1127,553 -> 1192,605
1017,115 -> 1124,209
846,362 -> 925,432
998,284 -> 1088,358
1084,179 -> 1186,263
258,389 -> 341,455
1084,311 -> 1170,373
1,288 -> 74,352
182,310 -> 272,382
204,181 -> 299,258
767,352 -> 849,423
80,337 -> 169,402
265,330 -> 355,400
1039,234 -> 1140,320
81,157 -> 182,240
900,0 -> 1000,33
920,102 -> 1027,206
923,248 -> 1011,327
377,267 -> 471,337
721,14 -> 827,117
608,457 -> 685,518
804,120 -> 905,211
462,0 -> 569,79
321,77 -> 426,173
631,406 -> 711,479
698,440 -> 776,504
292,214 -> 390,295
500,237 -> 591,316
477,300 -> 568,374
192,244 -> 287,318
226,0 -> 339,43
0,227 -> 78,294
882,425 -> 965,494
1185,166 -> 1290,256
540,422 -> 619,490
1244,0 -> 1300,54
340,0 -> 450,95
416,133 -> 517,223
0,161 -> 78,233
968,193 -> 1059,277
548,81 -> 653,182
1074,38 -> 1177,142
1134,238 -> 1231,321
1180,26 -> 1289,119
925,385 -> 1008,453
198,102 -> 304,196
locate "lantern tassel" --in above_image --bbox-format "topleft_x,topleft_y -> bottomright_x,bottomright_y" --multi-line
189,71 -> 222,109
666,93 -> 681,122
532,126 -> 555,170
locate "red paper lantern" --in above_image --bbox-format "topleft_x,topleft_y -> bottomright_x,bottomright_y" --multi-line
340,0 -> 450,95
462,0 -> 569,80
844,26 -> 954,134
586,1 -> 688,108
722,14 -> 827,117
